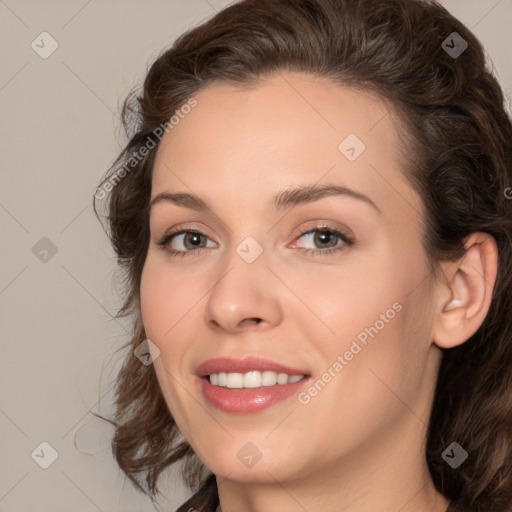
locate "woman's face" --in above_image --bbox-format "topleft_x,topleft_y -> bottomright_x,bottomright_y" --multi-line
140,72 -> 443,486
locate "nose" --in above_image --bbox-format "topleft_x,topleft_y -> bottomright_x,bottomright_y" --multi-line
204,251 -> 283,334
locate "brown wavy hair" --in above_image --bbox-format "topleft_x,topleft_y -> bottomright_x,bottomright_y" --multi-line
93,0 -> 512,510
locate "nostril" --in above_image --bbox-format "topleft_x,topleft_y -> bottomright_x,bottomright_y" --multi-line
241,318 -> 262,326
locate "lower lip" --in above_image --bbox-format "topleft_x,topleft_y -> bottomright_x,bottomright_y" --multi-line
198,376 -> 310,413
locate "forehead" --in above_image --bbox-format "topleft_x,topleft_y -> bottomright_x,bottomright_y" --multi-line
151,72 -> 421,219
156,72 -> 393,164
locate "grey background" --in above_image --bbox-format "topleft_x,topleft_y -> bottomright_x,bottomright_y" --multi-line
1,1 -> 511,511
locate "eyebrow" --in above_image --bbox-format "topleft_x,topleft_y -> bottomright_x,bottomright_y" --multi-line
149,183 -> 382,214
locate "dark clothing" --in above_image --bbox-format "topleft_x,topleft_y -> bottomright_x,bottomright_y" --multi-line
175,474 -> 219,512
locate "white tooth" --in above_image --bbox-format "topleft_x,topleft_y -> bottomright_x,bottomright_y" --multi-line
226,372 -> 244,388
277,373 -> 289,385
261,371 -> 278,386
243,371 -> 262,388
207,371 -> 305,388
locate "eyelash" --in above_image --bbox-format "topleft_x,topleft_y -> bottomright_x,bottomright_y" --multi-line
156,224 -> 355,258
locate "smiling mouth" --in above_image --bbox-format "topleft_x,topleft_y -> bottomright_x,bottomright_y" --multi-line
206,370 -> 306,389
198,358 -> 311,413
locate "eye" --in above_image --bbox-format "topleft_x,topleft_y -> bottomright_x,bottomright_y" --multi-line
290,225 -> 354,256
156,229 -> 216,257
156,224 -> 354,258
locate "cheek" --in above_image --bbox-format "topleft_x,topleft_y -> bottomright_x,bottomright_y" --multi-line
293,246 -> 429,389
280,252 -> 403,346
139,258 -> 201,433
140,254 -> 202,341
140,260 -> 168,339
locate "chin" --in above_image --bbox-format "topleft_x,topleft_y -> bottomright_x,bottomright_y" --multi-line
200,445 -> 303,485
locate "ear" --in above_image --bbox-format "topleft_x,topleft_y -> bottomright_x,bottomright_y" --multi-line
433,232 -> 498,349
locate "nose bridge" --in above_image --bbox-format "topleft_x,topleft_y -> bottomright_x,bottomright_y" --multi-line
204,237 -> 282,331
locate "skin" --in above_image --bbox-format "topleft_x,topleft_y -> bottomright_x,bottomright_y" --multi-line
140,72 -> 497,512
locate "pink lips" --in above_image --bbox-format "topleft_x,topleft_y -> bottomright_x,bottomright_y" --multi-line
196,356 -> 308,377
196,357 -> 311,414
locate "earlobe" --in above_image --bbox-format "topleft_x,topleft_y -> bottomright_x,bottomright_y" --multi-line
433,232 -> 498,349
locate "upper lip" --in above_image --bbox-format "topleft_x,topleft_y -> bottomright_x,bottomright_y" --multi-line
196,357 -> 309,377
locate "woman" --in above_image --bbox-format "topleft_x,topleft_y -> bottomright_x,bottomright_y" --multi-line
94,0 -> 512,510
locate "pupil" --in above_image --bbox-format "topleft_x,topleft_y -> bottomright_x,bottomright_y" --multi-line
316,230 -> 335,248
187,233 -> 203,247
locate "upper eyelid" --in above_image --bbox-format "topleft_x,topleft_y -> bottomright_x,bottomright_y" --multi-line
291,226 -> 354,247
160,223 -> 348,238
